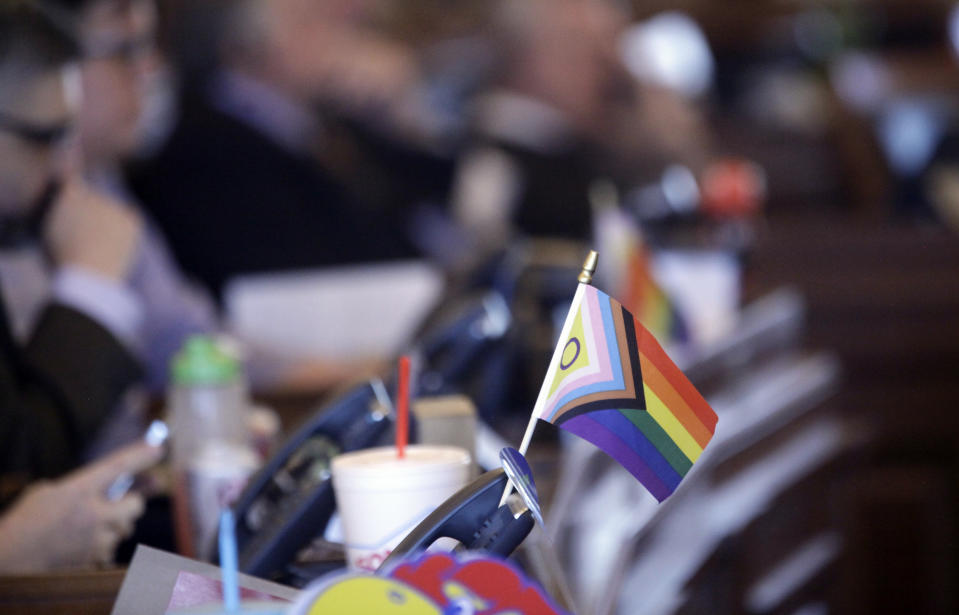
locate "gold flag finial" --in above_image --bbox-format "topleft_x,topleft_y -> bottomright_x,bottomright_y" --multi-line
578,250 -> 599,284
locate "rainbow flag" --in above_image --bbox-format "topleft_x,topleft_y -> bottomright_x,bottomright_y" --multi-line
593,203 -> 688,344
620,244 -> 689,344
532,284 -> 717,501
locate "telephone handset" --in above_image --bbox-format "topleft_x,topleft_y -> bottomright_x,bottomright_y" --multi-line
381,469 -> 534,571
228,381 -> 394,580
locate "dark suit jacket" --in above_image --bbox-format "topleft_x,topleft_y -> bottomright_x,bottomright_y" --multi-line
0,297 -> 140,502
132,95 -> 420,299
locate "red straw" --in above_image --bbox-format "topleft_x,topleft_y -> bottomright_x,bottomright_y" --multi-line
396,355 -> 411,459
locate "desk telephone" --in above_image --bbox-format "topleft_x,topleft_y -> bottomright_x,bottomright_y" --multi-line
229,381 -> 392,579
228,381 -> 533,583
226,291 -> 532,583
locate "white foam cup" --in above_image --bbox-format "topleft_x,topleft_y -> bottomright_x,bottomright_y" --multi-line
331,445 -> 470,571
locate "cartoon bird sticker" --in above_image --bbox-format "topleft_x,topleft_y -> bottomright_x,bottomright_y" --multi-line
293,552 -> 569,615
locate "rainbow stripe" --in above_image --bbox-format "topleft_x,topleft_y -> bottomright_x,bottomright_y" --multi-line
532,284 -> 717,501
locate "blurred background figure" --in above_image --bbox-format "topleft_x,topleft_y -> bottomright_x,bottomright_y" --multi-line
447,0 -> 718,265
43,0 -> 381,396
0,2 -> 143,482
450,0 -> 631,254
133,0 -> 431,299
42,0 -> 218,393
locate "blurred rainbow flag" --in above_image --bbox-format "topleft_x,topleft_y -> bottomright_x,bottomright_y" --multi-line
621,244 -> 689,344
532,283 -> 717,501
594,203 -> 688,344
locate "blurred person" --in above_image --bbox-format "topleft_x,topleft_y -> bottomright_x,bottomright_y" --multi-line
0,441 -> 162,572
449,0 -> 632,254
603,11 -> 717,181
448,0 -> 717,262
60,0 -> 156,168
47,0 -> 380,395
42,0 -> 218,391
0,3 -> 146,479
603,81 -> 715,185
134,0 -> 425,298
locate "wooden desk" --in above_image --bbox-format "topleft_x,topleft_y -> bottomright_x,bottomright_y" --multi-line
0,569 -> 125,615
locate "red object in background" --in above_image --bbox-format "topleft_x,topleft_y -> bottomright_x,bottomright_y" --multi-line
700,158 -> 766,218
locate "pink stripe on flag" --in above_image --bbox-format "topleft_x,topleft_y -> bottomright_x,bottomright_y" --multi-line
539,289 -> 617,419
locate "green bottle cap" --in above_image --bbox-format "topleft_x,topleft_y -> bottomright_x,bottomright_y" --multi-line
171,336 -> 240,386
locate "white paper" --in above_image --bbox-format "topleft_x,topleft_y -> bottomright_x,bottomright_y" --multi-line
225,261 -> 443,360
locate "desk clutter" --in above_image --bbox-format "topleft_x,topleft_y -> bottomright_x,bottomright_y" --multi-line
0,238 -> 858,614
5,1 -> 959,612
7,222 -> 947,614
17,239 -> 832,615
112,546 -> 569,615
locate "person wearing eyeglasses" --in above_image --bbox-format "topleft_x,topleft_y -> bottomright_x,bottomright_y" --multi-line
38,0 -> 218,398
0,4 -> 145,486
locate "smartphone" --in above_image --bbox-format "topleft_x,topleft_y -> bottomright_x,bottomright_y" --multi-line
106,419 -> 170,501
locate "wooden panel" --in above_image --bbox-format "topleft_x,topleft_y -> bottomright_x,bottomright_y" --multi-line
836,466 -> 959,614
746,212 -> 959,613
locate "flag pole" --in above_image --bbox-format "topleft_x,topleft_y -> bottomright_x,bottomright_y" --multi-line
517,249 -> 598,459
500,250 -> 599,507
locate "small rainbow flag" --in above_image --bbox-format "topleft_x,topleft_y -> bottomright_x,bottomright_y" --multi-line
531,283 -> 717,501
620,244 -> 689,345
593,203 -> 688,345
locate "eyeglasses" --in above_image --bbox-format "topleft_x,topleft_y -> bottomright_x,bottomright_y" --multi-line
0,111 -> 72,147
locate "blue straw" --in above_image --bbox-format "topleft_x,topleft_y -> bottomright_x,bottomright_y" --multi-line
219,509 -> 240,613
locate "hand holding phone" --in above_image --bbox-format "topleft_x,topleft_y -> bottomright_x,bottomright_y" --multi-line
106,420 -> 170,501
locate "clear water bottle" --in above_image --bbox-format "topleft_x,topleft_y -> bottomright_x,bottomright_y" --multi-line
168,336 -> 259,560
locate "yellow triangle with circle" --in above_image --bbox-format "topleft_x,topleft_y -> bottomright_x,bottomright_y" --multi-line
548,306 -> 590,398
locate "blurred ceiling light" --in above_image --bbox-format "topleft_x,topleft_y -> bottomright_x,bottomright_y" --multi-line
620,11 -> 715,98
